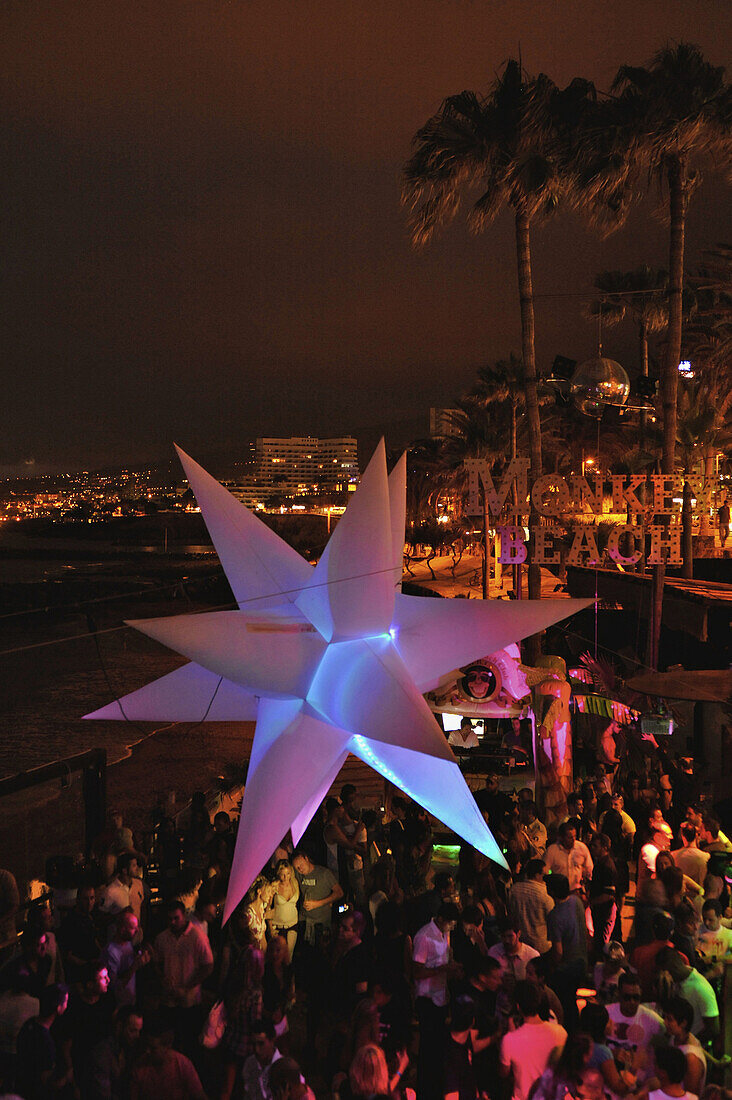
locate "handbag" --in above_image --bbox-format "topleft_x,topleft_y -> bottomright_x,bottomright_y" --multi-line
201,999 -> 227,1049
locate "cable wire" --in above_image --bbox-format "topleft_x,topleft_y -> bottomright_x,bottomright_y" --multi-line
0,562 -> 406,658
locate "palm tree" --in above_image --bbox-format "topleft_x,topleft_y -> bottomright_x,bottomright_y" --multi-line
441,399 -> 508,599
407,517 -> 459,581
403,61 -> 598,606
612,43 -> 732,666
588,265 -> 668,377
612,44 -> 731,476
406,437 -> 449,528
541,403 -> 633,478
469,353 -> 533,464
588,266 -> 698,447
677,373 -> 732,483
686,244 -> 732,375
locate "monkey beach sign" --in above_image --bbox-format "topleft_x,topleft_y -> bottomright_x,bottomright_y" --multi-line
464,457 -> 708,568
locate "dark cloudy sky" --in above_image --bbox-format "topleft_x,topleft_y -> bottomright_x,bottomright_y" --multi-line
2,0 -> 730,472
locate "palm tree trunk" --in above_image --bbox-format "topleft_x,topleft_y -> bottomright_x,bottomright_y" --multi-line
515,208 -> 542,654
663,159 -> 686,477
482,488 -> 490,600
649,159 -> 686,669
515,209 -> 543,482
682,480 -> 693,579
700,448 -> 715,536
637,318 -> 649,574
639,318 -> 648,446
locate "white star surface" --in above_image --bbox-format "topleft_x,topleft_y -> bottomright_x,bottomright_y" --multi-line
86,442 -> 591,920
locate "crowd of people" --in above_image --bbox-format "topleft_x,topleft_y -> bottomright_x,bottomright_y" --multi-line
0,751 -> 730,1100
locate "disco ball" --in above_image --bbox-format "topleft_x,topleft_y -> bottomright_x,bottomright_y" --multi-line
570,356 -> 630,418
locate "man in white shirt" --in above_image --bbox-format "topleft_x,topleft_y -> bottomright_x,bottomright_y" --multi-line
607,972 -> 664,1084
154,899 -> 213,1056
488,917 -> 540,985
544,821 -> 593,893
638,827 -> 671,890
101,853 -> 143,928
413,902 -> 460,1100
500,980 -> 566,1100
697,898 -> 732,981
242,1020 -> 282,1100
448,718 -> 480,750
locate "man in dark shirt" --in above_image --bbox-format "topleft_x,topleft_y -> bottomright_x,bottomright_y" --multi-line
452,905 -> 490,975
453,962 -> 504,1100
55,961 -> 115,1091
292,848 -> 344,1051
589,833 -> 618,961
292,850 -> 344,945
0,927 -> 52,1000
410,872 -> 458,936
86,1004 -> 143,1099
387,797 -> 409,879
371,969 -> 410,1056
205,810 -> 236,867
474,774 -> 514,833
444,995 -> 495,1100
331,910 -> 370,1017
16,983 -> 69,1099
58,883 -> 102,985
454,956 -> 503,1022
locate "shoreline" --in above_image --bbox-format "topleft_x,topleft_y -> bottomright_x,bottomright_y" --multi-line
110,720 -> 178,769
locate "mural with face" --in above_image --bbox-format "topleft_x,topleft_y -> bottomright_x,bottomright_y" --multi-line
427,644 -> 531,718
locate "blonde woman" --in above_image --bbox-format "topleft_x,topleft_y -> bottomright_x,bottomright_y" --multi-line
347,1043 -> 390,1100
266,860 -> 300,960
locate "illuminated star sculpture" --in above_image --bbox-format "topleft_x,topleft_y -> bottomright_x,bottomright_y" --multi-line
86,442 -> 590,919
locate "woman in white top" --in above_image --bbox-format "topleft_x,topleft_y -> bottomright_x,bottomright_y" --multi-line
662,997 -> 707,1096
266,860 -> 300,961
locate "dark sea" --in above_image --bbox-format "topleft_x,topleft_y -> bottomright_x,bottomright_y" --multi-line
0,531 -> 223,779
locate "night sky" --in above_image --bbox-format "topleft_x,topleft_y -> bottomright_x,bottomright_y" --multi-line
2,1 -> 730,473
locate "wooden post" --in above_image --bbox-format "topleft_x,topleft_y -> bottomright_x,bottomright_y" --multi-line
82,749 -> 107,856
